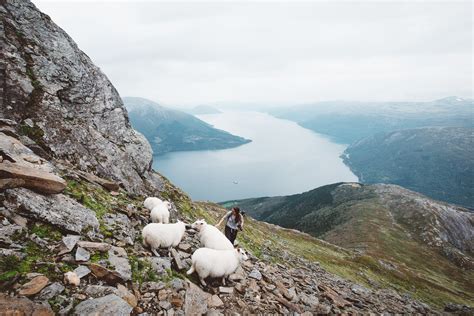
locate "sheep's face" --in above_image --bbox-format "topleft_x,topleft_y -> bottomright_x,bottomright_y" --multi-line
191,219 -> 206,232
163,201 -> 172,209
237,248 -> 249,261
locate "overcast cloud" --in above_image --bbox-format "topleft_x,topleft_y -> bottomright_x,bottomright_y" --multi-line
33,1 -> 472,107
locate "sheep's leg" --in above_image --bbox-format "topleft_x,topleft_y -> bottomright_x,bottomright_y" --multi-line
200,277 -> 207,287
152,248 -> 160,257
186,265 -> 195,275
222,277 -> 226,286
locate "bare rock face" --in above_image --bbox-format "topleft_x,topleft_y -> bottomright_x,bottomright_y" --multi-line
0,132 -> 66,193
0,0 -> 163,194
4,188 -> 100,235
73,294 -> 133,315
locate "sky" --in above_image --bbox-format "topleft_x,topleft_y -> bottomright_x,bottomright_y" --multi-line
33,1 -> 473,107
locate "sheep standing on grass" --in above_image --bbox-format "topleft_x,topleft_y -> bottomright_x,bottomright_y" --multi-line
191,219 -> 234,250
150,201 -> 171,224
144,197 -> 163,211
187,247 -> 248,286
142,221 -> 186,256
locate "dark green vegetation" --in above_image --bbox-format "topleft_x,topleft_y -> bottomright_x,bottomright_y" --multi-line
269,97 -> 473,144
221,182 -> 474,307
0,223 -> 66,286
343,127 -> 474,208
123,97 -> 250,155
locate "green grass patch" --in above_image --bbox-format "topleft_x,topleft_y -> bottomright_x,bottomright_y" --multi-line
30,222 -> 63,241
129,255 -> 158,284
18,123 -> 45,143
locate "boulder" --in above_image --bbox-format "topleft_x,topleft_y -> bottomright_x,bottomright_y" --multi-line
219,287 -> 234,295
117,284 -> 138,308
4,188 -> 99,235
0,161 -> 66,193
178,243 -> 192,252
141,281 -> 165,292
84,285 -> 119,298
89,263 -> 124,285
73,294 -> 133,315
184,281 -> 211,315
59,235 -> 81,254
248,269 -> 262,281
108,247 -> 132,282
74,265 -> 91,279
76,170 -> 120,191
37,282 -> 65,300
170,248 -> 184,270
18,275 -> 49,296
0,294 -> 54,316
76,241 -> 111,252
64,272 -> 80,286
147,257 -> 171,275
75,247 -> 90,262
102,213 -> 135,244
207,295 -> 224,308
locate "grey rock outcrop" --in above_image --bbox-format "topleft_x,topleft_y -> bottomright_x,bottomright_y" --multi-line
4,188 -> 99,235
73,294 -> 132,315
0,0 -> 164,194
0,132 -> 66,193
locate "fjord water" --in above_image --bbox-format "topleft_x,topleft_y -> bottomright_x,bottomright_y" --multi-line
153,111 -> 357,201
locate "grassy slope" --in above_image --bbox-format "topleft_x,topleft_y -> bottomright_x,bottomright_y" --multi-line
320,198 -> 473,307
220,186 -> 473,308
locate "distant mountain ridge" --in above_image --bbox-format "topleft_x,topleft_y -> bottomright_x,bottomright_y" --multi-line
123,97 -> 251,155
221,182 -> 474,306
269,97 -> 474,144
343,127 -> 474,208
185,105 -> 222,115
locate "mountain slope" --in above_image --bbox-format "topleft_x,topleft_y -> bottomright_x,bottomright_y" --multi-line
269,97 -> 474,144
0,1 -> 471,314
185,105 -> 221,115
342,127 -> 474,208
222,183 -> 474,306
123,97 -> 250,155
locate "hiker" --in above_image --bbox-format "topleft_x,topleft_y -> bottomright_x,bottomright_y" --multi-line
217,207 -> 244,245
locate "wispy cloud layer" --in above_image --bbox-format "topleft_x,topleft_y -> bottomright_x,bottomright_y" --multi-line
33,1 -> 473,106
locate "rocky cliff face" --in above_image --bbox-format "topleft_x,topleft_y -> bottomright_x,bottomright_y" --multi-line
0,0 -> 163,194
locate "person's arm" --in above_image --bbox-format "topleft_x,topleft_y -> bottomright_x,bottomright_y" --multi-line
239,215 -> 244,230
216,211 -> 231,226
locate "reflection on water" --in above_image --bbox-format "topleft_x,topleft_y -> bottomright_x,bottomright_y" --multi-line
153,111 -> 357,202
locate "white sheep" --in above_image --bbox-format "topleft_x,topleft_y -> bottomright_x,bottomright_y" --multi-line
187,247 -> 248,286
142,221 -> 186,256
191,219 -> 234,250
143,197 -> 163,211
150,201 -> 171,224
